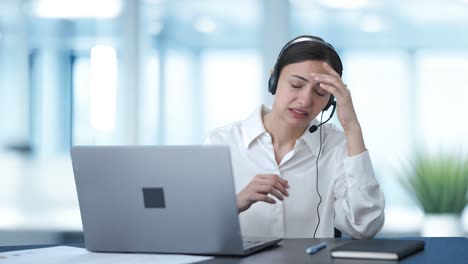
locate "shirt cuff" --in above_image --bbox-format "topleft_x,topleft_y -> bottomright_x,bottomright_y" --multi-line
343,150 -> 378,188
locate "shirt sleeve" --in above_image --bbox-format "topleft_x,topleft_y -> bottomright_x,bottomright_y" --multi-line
333,146 -> 385,238
204,130 -> 219,145
204,136 -> 212,145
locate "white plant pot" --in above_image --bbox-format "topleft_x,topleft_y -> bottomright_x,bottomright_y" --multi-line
422,213 -> 464,237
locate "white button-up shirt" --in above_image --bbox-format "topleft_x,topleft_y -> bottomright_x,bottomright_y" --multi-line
205,105 -> 385,238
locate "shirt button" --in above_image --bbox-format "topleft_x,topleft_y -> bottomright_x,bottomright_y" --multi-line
274,205 -> 282,214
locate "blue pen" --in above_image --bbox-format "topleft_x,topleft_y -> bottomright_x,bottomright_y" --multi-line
306,242 -> 327,255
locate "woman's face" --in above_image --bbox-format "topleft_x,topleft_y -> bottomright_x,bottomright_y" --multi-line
271,60 -> 331,129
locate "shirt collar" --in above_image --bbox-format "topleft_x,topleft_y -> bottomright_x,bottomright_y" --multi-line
299,118 -> 323,156
241,105 -> 269,149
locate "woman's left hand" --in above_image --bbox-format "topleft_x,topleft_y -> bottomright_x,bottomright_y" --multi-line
311,62 -> 360,132
311,62 -> 366,156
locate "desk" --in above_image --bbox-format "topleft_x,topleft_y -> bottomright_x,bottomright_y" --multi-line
1,237 -> 467,264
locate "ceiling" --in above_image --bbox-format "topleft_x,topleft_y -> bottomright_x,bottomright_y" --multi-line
1,0 -> 468,50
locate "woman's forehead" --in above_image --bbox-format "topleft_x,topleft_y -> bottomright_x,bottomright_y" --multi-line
282,60 -> 328,74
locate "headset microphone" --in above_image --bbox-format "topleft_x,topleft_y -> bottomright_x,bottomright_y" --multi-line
309,101 -> 336,133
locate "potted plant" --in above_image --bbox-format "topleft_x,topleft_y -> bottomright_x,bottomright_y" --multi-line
399,152 -> 468,236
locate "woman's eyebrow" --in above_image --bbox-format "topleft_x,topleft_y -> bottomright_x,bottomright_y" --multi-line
290,74 -> 309,82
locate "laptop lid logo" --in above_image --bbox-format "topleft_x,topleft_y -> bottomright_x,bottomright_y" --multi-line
142,188 -> 166,208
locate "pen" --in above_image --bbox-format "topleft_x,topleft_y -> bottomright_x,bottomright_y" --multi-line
306,242 -> 327,255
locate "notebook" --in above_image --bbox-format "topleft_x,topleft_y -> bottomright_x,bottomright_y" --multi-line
71,145 -> 282,256
331,239 -> 425,260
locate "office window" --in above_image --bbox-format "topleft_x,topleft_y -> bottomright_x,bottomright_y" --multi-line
341,51 -> 412,206
201,50 -> 262,139
0,29 -> 29,151
164,49 -> 197,145
89,45 -> 117,135
416,52 -> 468,153
139,54 -> 160,144
72,56 -> 91,145
29,49 -> 73,156
72,45 -> 118,145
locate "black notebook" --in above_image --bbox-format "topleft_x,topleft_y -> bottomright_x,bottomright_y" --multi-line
331,239 -> 425,260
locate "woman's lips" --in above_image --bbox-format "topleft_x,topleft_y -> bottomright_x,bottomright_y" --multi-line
289,108 -> 309,118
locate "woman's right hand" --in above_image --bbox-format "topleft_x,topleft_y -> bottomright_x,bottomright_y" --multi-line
236,174 -> 289,213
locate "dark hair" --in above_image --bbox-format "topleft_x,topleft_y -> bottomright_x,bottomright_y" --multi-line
275,35 -> 343,78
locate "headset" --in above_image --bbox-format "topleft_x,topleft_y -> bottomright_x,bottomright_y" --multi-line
268,35 -> 343,238
267,36 -> 340,124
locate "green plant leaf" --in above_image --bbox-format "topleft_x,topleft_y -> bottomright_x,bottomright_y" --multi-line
398,152 -> 468,214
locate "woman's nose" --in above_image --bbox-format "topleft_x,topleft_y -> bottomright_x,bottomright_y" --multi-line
297,88 -> 313,107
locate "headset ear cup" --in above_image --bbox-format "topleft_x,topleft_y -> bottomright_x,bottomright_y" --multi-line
268,70 -> 278,95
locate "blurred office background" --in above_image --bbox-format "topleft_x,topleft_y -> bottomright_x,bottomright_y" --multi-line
1,0 -> 468,245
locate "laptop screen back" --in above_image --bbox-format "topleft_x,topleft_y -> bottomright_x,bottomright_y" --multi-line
71,145 -> 244,255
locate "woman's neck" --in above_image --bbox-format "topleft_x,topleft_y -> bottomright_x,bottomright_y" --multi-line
263,110 -> 307,147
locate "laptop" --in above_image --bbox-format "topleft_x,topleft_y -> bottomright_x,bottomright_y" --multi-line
70,145 -> 282,256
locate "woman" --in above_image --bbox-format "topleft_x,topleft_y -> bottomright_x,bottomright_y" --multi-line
205,35 -> 385,238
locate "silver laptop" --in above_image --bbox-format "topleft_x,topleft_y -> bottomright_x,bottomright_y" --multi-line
71,145 -> 282,256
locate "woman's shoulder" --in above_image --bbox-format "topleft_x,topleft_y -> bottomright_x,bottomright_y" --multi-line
323,122 -> 345,136
205,120 -> 243,144
317,122 -> 347,149
206,105 -> 264,145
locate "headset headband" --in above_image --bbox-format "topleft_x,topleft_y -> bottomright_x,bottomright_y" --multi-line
276,36 -> 338,62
